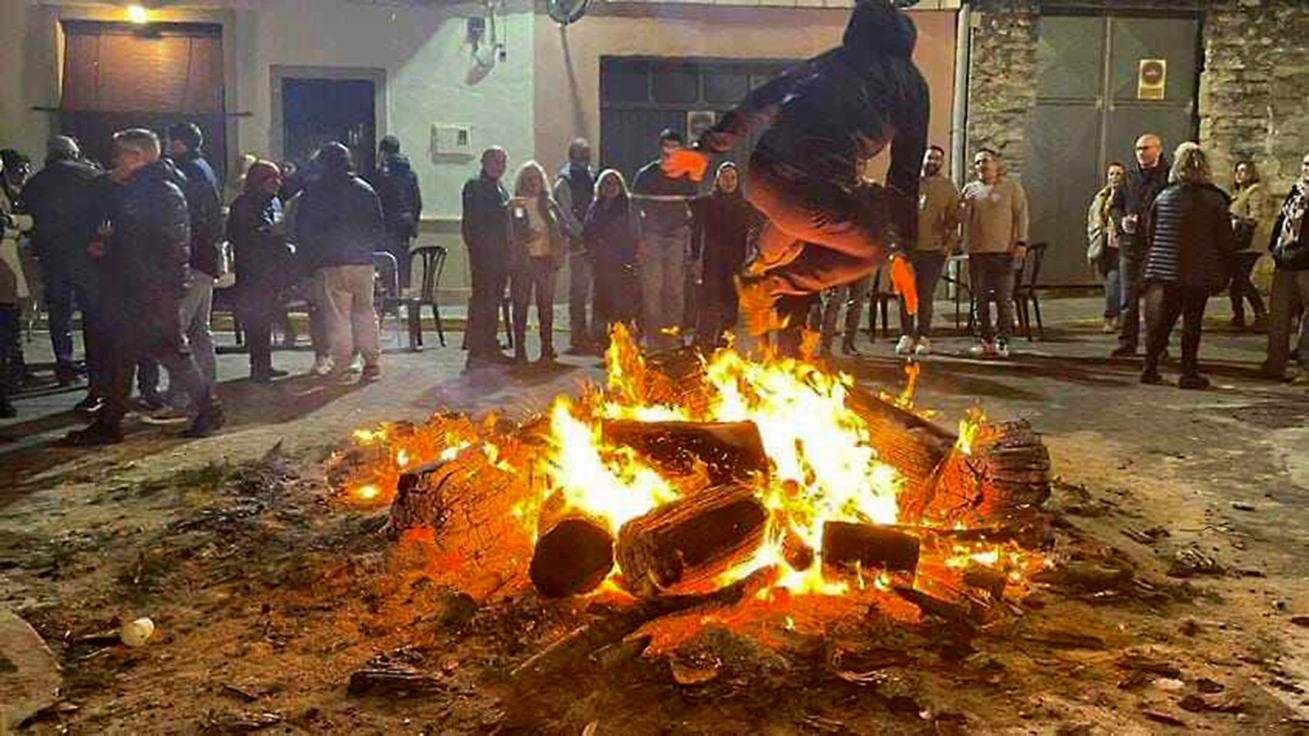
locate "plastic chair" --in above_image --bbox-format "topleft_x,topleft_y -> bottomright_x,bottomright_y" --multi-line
1013,242 -> 1049,341
410,245 -> 448,348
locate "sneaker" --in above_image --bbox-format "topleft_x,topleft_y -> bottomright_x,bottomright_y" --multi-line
914,338 -> 933,356
1110,345 -> 1137,358
1177,373 -> 1211,390
894,335 -> 917,356
141,405 -> 189,426
1102,317 -> 1118,334
360,365 -> 382,383
310,357 -> 334,377
1140,369 -> 1164,385
136,392 -> 167,412
969,340 -> 996,358
73,394 -> 104,414
840,340 -> 861,356
1290,371 -> 1309,387
183,403 -> 226,438
250,368 -> 290,384
993,340 -> 1010,358
736,274 -> 781,337
65,421 -> 125,446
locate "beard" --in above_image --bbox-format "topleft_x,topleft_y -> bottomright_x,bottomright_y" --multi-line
922,162 -> 941,177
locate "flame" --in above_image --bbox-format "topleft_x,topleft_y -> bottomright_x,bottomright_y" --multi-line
957,406 -> 986,456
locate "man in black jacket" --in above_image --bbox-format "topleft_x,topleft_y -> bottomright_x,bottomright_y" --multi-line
461,147 -> 512,369
21,137 -> 106,396
1110,133 -> 1170,357
293,142 -> 384,382
666,0 -> 929,336
367,135 -> 423,291
67,129 -> 223,445
166,122 -> 223,398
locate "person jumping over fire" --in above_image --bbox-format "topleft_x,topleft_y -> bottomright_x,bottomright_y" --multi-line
664,0 -> 929,336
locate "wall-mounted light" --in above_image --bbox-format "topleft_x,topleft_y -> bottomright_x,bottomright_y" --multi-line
126,4 -> 150,24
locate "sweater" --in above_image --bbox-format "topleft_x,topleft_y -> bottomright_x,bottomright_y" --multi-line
961,177 -> 1029,255
917,173 -> 961,253
1230,182 -> 1274,254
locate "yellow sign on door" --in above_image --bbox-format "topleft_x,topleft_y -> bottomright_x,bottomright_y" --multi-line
1138,59 -> 1167,100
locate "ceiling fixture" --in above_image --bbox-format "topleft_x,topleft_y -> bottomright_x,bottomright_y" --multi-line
126,4 -> 149,24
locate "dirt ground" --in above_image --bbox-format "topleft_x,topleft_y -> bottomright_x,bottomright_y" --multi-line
2,299 -> 1308,734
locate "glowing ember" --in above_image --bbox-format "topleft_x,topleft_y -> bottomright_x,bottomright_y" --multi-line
957,406 -> 986,456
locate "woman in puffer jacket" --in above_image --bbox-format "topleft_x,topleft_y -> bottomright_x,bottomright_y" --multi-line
1140,142 -> 1237,389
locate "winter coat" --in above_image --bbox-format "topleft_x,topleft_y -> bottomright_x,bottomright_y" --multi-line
292,172 -> 384,270
584,194 -> 641,267
461,172 -> 510,270
227,191 -> 293,293
19,158 -> 104,266
172,150 -> 224,277
631,160 -> 698,235
691,190 -> 757,276
1270,183 -> 1309,272
1111,159 -> 1170,254
1144,182 -> 1236,292
1229,182 -> 1274,254
367,153 -> 423,239
509,195 -> 568,269
1086,185 -> 1119,267
553,165 -> 594,247
0,187 -> 34,303
696,1 -> 928,243
103,161 -> 192,302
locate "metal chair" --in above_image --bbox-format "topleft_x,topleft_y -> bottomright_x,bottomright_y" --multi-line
371,251 -> 422,352
409,245 -> 448,348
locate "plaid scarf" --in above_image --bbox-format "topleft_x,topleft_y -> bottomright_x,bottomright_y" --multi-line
1280,181 -> 1307,251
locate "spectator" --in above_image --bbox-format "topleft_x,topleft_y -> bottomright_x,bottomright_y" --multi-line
1111,134 -> 1170,357
898,144 -> 961,356
367,135 -> 423,291
553,138 -> 596,355
22,137 -> 106,399
631,129 -> 698,351
462,147 -> 513,370
67,128 -> 222,444
819,278 -> 869,357
1228,159 -> 1273,330
1260,151 -> 1309,383
228,161 -> 294,382
293,142 -> 383,382
1087,161 -> 1126,334
691,162 -> 757,351
0,152 -> 34,418
1,150 -> 34,389
507,162 -> 566,363
165,122 -> 223,409
961,148 -> 1028,358
584,169 -> 641,349
1140,142 -> 1236,389
279,160 -> 304,203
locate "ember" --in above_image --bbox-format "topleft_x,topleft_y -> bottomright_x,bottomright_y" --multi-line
337,325 -> 1051,644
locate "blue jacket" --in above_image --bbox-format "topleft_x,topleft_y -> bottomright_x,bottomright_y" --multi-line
292,173 -> 384,270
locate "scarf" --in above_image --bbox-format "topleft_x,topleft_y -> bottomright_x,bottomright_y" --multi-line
1280,181 -> 1307,251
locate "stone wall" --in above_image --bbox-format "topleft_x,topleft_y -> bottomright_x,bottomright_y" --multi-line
965,0 -> 1309,191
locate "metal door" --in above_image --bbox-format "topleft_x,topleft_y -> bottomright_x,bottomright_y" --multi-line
1022,13 -> 1199,285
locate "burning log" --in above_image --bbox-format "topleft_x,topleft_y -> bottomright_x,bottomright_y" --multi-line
778,513 -> 815,572
616,483 -> 769,597
529,516 -> 615,598
601,420 -> 768,484
821,521 -> 920,575
384,458 -> 461,536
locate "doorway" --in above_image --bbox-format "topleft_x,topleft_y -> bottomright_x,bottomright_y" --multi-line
1021,13 -> 1201,285
271,66 -> 386,174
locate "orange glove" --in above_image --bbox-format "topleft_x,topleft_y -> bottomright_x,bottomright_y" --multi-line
889,253 -> 918,317
662,148 -> 710,182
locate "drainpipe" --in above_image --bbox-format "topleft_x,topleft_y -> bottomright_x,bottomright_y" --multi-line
950,1 -> 972,187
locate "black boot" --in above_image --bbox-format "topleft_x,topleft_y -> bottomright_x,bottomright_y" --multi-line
65,420 -> 125,446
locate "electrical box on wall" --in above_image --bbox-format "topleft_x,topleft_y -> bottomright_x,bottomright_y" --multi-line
431,124 -> 474,163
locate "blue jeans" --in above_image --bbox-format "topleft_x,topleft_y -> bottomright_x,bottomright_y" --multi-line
1118,248 -> 1146,350
1101,247 -> 1121,319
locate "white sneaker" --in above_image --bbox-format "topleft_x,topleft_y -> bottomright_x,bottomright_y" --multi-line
969,340 -> 995,357
914,338 -> 933,356
311,357 -> 334,377
994,340 -> 1010,358
894,335 -> 917,356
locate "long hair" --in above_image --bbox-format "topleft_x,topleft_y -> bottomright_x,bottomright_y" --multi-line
1233,159 -> 1261,191
513,160 -> 551,199
1169,142 -> 1212,186
594,168 -> 629,201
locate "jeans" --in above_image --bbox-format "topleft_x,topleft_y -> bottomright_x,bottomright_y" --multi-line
1229,252 -> 1266,323
101,297 -> 212,426
820,276 -> 870,349
467,256 -> 509,358
567,247 -> 592,347
1266,268 -> 1309,374
969,253 -> 1016,343
899,250 -> 947,339
745,153 -> 890,297
1101,247 -> 1121,319
1144,282 -> 1209,375
511,257 -> 558,357
1118,248 -> 1146,350
639,228 -> 689,350
43,258 -> 101,375
315,265 -> 380,370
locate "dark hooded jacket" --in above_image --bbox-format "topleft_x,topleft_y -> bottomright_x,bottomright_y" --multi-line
1111,157 -> 1170,255
695,0 -> 928,242
691,187 -> 759,275
584,192 -> 641,267
1144,182 -> 1236,291
227,190 -> 292,292
19,157 -> 105,265
104,161 -> 191,302
367,153 -> 423,239
171,149 -> 224,277
293,171 -> 385,270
